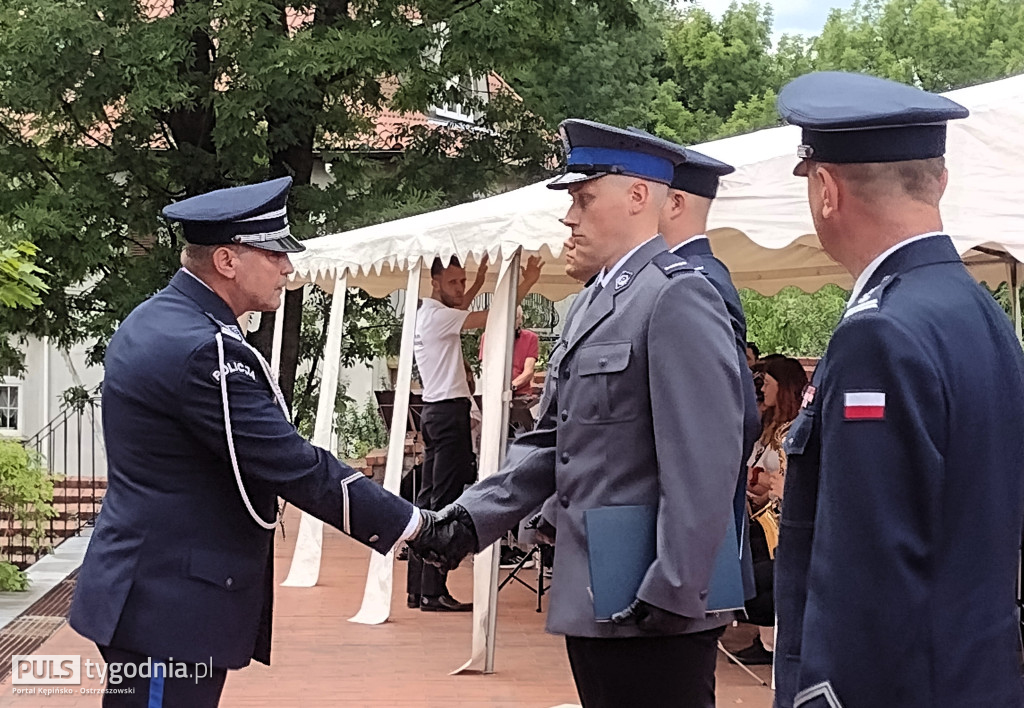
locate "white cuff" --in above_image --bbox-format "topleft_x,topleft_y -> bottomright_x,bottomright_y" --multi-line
394,507 -> 422,548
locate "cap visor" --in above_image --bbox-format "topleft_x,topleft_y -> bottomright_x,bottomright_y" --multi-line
250,235 -> 306,253
547,172 -> 607,190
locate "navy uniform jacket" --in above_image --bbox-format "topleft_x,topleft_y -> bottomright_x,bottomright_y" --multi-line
775,235 -> 1024,708
675,237 -> 761,598
459,237 -> 746,637
70,270 -> 414,669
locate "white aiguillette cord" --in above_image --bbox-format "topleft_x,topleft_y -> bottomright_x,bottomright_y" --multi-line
216,331 -> 290,530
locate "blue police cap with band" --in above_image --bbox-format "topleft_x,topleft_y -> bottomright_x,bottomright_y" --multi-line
547,119 -> 685,189
777,71 -> 969,176
162,176 -> 305,253
625,128 -> 734,199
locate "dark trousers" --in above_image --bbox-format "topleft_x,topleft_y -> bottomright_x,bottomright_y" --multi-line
407,398 -> 475,598
745,516 -> 775,626
564,628 -> 723,708
96,646 -> 228,708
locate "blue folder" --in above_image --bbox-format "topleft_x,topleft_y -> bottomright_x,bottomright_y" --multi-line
583,504 -> 746,621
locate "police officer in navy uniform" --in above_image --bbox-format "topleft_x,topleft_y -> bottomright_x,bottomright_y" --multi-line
70,177 -> 421,707
409,120 -> 748,708
773,72 -> 1024,707
652,139 -> 762,605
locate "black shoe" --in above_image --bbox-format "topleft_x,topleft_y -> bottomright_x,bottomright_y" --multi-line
499,548 -> 526,569
420,594 -> 473,612
406,593 -> 420,608
733,636 -> 774,665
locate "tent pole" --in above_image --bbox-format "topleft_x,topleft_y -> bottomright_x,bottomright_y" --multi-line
450,250 -> 520,675
484,250 -> 521,674
350,263 -> 422,624
281,274 -> 348,588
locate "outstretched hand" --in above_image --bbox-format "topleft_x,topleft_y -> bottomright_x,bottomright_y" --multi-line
522,255 -> 544,285
406,504 -> 479,572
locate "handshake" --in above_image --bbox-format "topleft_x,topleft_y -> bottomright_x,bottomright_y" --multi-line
406,504 -> 479,571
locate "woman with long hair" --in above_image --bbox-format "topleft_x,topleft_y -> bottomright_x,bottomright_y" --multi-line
735,355 -> 808,665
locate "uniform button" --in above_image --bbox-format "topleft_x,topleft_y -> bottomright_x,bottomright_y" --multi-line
598,358 -> 608,367
368,534 -> 379,543
699,589 -> 708,600
560,496 -> 570,508
226,577 -> 234,588
561,452 -> 569,463
560,410 -> 568,422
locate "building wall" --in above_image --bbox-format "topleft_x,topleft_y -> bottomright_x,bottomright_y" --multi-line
2,337 -> 107,480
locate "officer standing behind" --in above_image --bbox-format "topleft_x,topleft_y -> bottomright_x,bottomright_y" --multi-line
409,120 -> 747,708
773,72 -> 1024,707
70,177 -> 421,707
652,139 -> 761,606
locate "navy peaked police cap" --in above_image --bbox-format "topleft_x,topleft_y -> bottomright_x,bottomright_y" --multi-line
625,127 -> 734,199
548,119 -> 688,189
777,72 -> 969,175
162,176 -> 305,253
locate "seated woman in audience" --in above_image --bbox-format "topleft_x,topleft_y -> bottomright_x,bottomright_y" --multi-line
735,355 -> 808,665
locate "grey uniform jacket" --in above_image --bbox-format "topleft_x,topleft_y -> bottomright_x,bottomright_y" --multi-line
456,236 -> 746,638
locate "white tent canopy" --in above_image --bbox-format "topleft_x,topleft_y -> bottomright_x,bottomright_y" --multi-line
279,72 -> 1024,674
292,72 -> 1024,299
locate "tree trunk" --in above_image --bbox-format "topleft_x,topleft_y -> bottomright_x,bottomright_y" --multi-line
279,287 -> 305,410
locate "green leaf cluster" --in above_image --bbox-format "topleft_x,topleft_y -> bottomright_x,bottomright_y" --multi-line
0,240 -> 48,309
740,286 -> 849,357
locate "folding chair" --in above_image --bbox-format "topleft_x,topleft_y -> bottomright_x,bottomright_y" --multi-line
497,539 -> 550,612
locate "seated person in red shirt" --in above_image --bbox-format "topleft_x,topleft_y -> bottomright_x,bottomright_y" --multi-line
478,305 -> 539,432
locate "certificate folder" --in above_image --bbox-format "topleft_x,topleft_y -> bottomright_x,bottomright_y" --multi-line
584,504 -> 746,622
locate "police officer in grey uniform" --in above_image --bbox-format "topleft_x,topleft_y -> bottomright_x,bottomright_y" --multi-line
70,177 -> 421,707
409,121 -> 747,708
773,72 -> 1024,708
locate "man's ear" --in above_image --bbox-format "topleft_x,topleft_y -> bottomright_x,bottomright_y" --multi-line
663,190 -> 685,221
816,165 -> 840,221
937,168 -> 949,200
211,245 -> 240,280
627,180 -> 649,215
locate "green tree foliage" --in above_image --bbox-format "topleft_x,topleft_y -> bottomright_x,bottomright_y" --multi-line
499,0 -> 667,129
0,0 -> 653,390
653,0 -> 1024,141
814,0 -> 1024,89
654,2 -> 788,140
741,286 -> 849,357
0,440 -> 56,590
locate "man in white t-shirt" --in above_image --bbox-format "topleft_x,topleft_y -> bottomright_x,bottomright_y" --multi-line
407,254 -> 542,612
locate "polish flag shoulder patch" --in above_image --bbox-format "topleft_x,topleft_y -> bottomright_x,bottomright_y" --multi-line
844,391 -> 886,420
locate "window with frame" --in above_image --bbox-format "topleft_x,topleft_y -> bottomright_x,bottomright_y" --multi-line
0,367 -> 21,433
434,75 -> 490,124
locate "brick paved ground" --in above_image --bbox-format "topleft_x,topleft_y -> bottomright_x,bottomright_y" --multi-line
0,505 -> 773,707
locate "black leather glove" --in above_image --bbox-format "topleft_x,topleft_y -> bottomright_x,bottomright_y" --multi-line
525,512 -> 556,545
610,598 -> 692,634
406,503 -> 479,572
